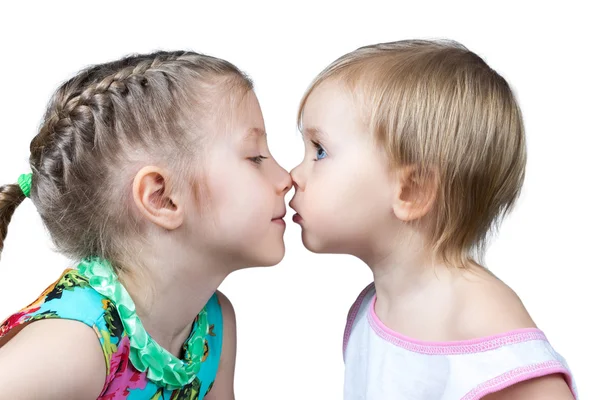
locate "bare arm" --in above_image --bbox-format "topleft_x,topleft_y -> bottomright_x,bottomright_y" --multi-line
483,374 -> 574,400
204,291 -> 237,400
0,319 -> 106,400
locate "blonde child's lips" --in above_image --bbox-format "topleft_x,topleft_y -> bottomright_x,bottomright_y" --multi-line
292,213 -> 303,224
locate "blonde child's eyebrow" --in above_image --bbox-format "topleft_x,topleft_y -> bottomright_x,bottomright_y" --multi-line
302,126 -> 326,142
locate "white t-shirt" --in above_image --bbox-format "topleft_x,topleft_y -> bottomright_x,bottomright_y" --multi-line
343,283 -> 577,400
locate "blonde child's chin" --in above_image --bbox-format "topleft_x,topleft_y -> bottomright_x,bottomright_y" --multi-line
300,228 -> 358,255
301,229 -> 334,254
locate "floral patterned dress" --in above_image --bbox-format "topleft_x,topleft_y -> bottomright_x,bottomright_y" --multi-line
0,269 -> 222,399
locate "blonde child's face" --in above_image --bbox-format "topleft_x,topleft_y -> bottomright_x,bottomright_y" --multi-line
290,81 -> 397,257
190,90 -> 291,268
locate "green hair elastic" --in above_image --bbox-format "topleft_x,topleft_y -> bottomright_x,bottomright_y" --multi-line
17,173 -> 32,198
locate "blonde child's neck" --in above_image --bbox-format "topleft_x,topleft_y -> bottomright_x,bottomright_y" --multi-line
367,237 -> 535,342
369,243 -> 454,313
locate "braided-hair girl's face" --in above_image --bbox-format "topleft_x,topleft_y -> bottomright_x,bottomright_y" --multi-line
177,90 -> 292,269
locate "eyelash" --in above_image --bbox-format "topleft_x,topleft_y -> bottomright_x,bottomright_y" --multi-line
311,140 -> 328,161
249,155 -> 268,165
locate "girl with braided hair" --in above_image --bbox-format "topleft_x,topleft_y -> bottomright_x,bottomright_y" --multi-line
0,50 -> 291,399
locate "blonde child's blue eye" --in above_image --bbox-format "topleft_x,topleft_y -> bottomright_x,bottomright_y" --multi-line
312,141 -> 327,161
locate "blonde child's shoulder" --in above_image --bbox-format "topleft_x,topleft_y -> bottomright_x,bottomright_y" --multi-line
453,266 -> 537,340
451,270 -> 577,399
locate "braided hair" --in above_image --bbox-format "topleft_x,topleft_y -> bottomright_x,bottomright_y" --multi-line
0,51 -> 253,266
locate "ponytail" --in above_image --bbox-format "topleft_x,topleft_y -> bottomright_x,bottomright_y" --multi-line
0,173 -> 31,256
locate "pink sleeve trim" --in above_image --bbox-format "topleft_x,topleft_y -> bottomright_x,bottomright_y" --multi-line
367,295 -> 548,355
342,282 -> 375,360
461,360 -> 577,399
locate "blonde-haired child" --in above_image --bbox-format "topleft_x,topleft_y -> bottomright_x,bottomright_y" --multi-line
290,40 -> 576,400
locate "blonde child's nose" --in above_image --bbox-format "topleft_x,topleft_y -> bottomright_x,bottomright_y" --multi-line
290,165 -> 305,191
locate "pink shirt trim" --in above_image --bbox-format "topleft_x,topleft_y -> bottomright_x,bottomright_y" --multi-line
367,294 -> 548,355
343,283 -> 375,359
461,360 -> 576,399
344,286 -> 577,398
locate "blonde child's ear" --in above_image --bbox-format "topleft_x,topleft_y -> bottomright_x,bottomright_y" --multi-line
132,166 -> 184,230
392,166 -> 438,222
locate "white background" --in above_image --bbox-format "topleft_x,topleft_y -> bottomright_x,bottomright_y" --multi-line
0,1 -> 597,398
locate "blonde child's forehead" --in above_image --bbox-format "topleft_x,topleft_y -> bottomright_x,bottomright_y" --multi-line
299,78 -> 371,135
299,80 -> 385,164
